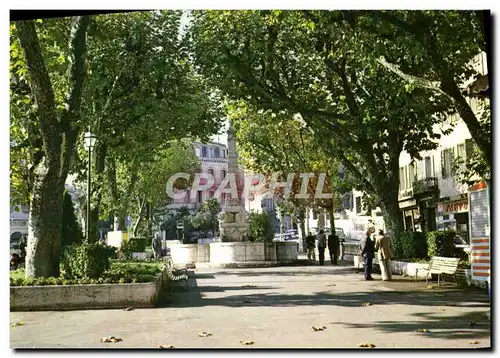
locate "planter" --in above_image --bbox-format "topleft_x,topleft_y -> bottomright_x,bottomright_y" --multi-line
169,244 -> 198,265
209,242 -> 278,267
276,241 -> 298,263
196,244 -> 210,263
10,268 -> 168,311
132,252 -> 153,260
390,260 -> 430,279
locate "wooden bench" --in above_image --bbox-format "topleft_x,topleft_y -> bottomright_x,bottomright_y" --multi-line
165,257 -> 189,291
416,256 -> 460,285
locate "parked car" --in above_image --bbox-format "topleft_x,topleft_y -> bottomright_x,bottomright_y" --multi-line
283,229 -> 299,241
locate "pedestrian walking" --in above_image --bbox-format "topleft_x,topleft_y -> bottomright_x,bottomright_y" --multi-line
327,232 -> 340,265
317,230 -> 327,266
152,234 -> 161,259
305,232 -> 316,260
374,229 -> 392,281
360,231 -> 375,280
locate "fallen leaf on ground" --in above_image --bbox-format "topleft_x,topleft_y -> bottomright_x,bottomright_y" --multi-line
326,284 -> 336,287
198,332 -> 212,337
468,320 -> 477,326
312,326 -> 327,331
361,303 -> 372,307
123,307 -> 134,311
469,341 -> 479,345
157,344 -> 175,349
240,340 -> 254,345
11,322 -> 24,327
359,343 -> 376,348
242,285 -> 257,288
437,307 -> 446,311
425,285 -> 435,290
416,328 -> 430,333
101,336 -> 123,343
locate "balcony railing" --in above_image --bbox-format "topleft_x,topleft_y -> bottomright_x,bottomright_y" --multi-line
398,188 -> 414,200
200,157 -> 228,164
413,177 -> 438,195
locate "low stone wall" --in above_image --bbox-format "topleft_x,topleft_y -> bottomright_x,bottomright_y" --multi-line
169,244 -> 198,265
197,244 -> 210,263
210,242 -> 282,267
390,260 -> 430,279
276,242 -> 298,263
10,268 -> 168,311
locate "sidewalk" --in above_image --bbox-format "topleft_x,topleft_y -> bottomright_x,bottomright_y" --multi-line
10,263 -> 490,349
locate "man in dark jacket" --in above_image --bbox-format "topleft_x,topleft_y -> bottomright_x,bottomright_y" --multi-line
316,230 -> 327,266
360,231 -> 375,280
327,233 -> 339,265
305,232 -> 316,260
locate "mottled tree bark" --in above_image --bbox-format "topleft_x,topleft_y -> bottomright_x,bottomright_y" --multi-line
17,17 -> 90,277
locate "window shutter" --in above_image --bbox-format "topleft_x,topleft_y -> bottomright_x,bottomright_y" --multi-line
465,138 -> 474,159
441,151 -> 446,178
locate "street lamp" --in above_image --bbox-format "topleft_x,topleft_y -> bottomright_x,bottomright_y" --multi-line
84,131 -> 97,242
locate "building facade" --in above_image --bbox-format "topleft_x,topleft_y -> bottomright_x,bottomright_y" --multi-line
396,52 -> 488,242
167,141 -> 245,215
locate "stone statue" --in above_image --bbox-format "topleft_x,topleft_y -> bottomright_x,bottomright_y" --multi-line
217,121 -> 250,242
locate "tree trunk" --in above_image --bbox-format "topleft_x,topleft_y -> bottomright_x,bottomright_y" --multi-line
132,198 -> 147,237
88,142 -> 107,242
328,204 -> 336,232
297,208 -> 306,253
26,160 -> 65,277
17,17 -> 90,278
380,195 -> 404,246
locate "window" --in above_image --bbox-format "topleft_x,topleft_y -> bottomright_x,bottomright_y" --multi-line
208,147 -> 214,158
355,197 -> 361,214
201,146 -> 207,157
399,167 -> 405,190
221,170 -> 226,180
214,147 -> 220,158
424,156 -> 433,178
457,143 -> 466,160
208,168 -> 214,177
441,148 -> 453,179
197,191 -> 203,203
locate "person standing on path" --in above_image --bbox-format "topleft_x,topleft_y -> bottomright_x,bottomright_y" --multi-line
360,231 -> 375,280
152,234 -> 161,259
317,230 -> 327,266
306,232 -> 316,260
327,232 -> 339,265
374,229 -> 392,281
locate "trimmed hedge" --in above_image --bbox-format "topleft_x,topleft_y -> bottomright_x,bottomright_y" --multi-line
61,243 -> 117,279
426,230 -> 456,258
393,231 -> 428,260
120,238 -> 149,259
10,261 -> 163,286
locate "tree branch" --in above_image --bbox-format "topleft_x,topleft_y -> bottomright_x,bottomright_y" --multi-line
376,56 -> 446,95
16,20 -> 59,160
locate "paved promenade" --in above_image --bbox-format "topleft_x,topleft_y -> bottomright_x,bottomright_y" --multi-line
10,262 -> 490,349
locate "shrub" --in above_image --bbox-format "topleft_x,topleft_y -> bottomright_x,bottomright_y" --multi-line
426,230 -> 456,258
61,243 -> 117,279
393,231 -> 428,260
61,190 -> 84,247
120,238 -> 149,259
249,212 -> 274,242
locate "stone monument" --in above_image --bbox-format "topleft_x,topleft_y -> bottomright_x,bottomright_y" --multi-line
218,122 -> 250,242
